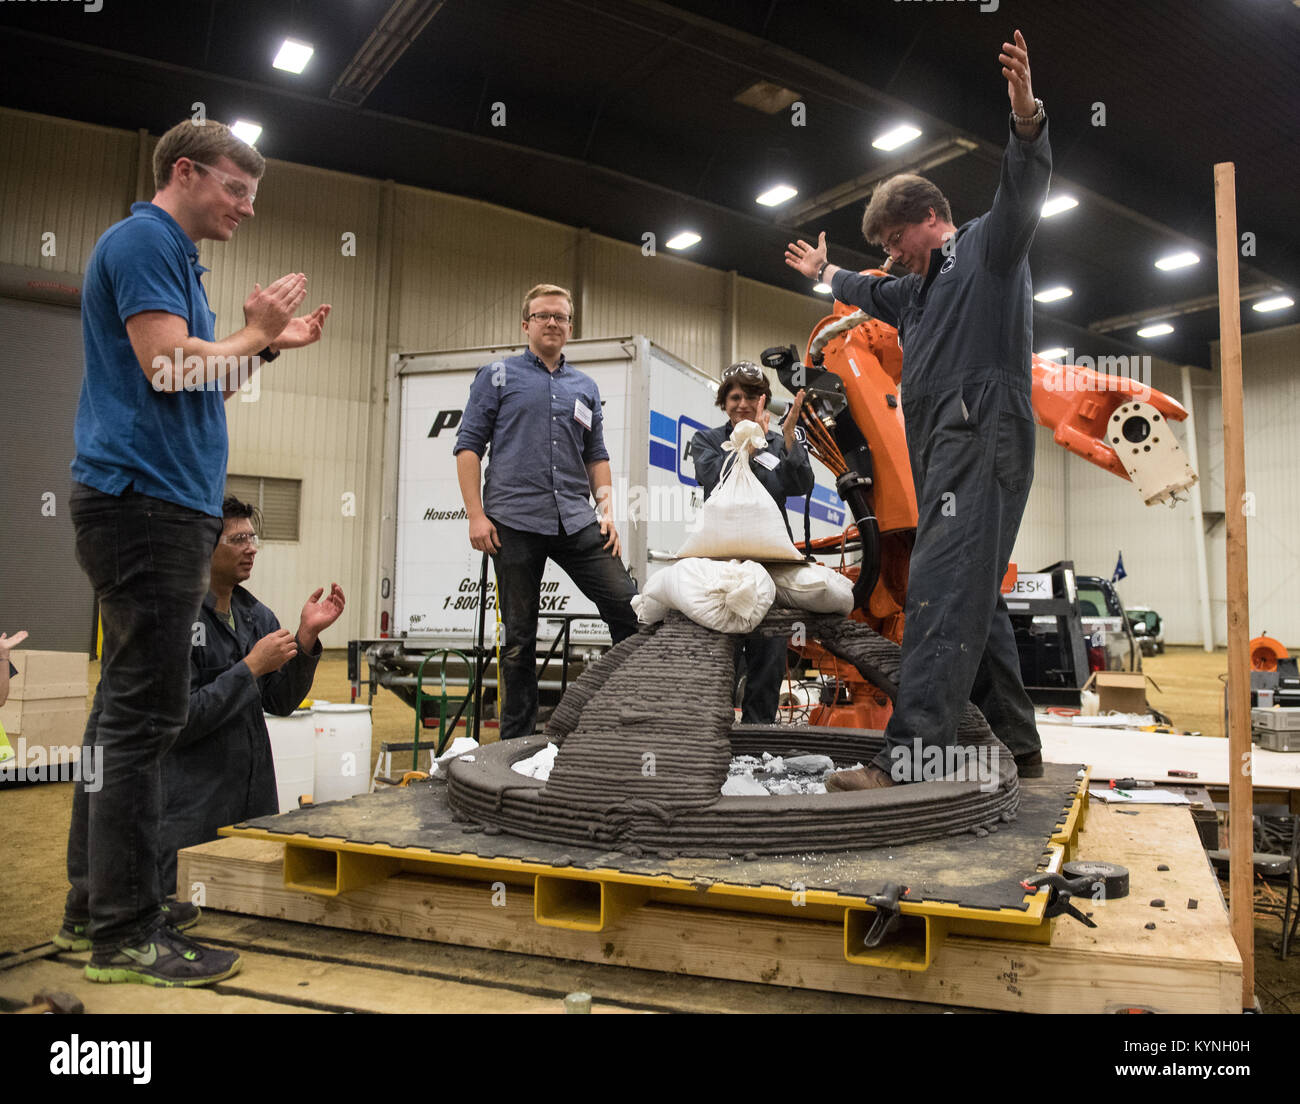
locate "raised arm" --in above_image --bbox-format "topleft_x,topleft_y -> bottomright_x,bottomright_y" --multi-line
983,29 -> 1053,274
785,231 -> 910,327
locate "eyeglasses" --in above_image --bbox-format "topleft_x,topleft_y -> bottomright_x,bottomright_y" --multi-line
721,362 -> 764,382
222,532 -> 261,549
527,311 -> 572,325
190,160 -> 257,205
883,227 -> 906,251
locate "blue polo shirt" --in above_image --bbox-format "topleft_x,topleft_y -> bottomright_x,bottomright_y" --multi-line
453,350 -> 607,535
71,202 -> 226,516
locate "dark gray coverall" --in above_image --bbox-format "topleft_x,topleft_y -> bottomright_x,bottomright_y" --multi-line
160,586 -> 320,895
829,121 -> 1052,773
690,423 -> 814,724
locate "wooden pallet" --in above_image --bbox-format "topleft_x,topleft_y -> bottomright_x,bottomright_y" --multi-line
174,801 -> 1242,1013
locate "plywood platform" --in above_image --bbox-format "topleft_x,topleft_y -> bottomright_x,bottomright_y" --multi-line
176,799 -> 1241,1013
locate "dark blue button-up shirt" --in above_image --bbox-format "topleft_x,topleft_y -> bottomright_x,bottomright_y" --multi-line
453,350 -> 609,535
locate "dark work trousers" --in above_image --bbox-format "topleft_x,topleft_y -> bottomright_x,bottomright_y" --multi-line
491,518 -> 638,741
872,379 -> 1041,775
63,484 -> 221,949
735,632 -> 787,724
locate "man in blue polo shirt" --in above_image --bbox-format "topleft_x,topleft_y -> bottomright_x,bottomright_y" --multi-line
454,283 -> 638,741
56,119 -> 330,987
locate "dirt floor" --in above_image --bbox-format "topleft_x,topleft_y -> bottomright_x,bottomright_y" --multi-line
2,646 -> 1297,1013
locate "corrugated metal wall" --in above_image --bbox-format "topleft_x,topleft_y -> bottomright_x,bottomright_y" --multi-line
394,187 -> 576,352
1211,324 -> 1300,647
734,277 -> 829,368
8,106 -> 1296,649
199,159 -> 388,648
584,237 -> 725,373
0,109 -> 136,274
1010,425 -> 1068,573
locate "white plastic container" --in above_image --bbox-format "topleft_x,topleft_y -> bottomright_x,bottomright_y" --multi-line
264,709 -> 316,813
312,703 -> 373,802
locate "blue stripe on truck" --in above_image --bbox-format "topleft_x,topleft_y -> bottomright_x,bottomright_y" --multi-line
650,410 -> 677,445
649,439 -> 677,474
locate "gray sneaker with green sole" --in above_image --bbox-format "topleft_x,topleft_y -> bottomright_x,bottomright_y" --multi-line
55,899 -> 201,952
84,926 -> 241,987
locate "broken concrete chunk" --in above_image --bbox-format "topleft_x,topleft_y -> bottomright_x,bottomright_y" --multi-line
783,754 -> 835,774
721,773 -> 770,797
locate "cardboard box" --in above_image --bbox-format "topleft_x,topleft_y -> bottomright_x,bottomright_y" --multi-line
2,651 -> 89,741
1081,671 -> 1153,715
6,650 -> 89,701
0,696 -> 87,740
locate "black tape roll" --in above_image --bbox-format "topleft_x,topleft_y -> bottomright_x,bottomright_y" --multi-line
1062,860 -> 1130,899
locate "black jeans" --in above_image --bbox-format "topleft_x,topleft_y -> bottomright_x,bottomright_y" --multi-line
491,519 -> 638,740
64,483 -> 221,949
873,380 -> 1041,774
735,632 -> 787,725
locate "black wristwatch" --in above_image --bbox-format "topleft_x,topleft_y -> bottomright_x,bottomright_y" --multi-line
257,345 -> 280,362
816,260 -> 830,282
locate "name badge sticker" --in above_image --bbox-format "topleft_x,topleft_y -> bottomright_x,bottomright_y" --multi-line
754,450 -> 779,471
574,399 -> 593,429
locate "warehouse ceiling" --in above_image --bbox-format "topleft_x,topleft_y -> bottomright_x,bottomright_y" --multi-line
2,0 -> 1297,370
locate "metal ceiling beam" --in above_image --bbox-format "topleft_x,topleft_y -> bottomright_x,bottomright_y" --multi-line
786,137 -> 978,225
330,0 -> 446,107
578,0 -> 936,119
1089,284 -> 1281,333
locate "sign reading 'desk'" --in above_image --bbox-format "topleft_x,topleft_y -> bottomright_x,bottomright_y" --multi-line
1008,573 -> 1052,599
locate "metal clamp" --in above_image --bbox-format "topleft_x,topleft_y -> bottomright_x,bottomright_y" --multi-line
861,883 -> 909,948
1021,873 -> 1098,928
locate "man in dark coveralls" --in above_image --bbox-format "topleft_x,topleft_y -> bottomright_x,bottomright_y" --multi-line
159,495 -> 345,895
784,30 -> 1048,789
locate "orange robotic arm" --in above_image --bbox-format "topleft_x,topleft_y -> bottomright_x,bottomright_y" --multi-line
794,287 -> 1197,522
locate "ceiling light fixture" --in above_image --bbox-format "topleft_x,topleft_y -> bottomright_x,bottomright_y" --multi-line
1252,296 -> 1294,312
1033,286 -> 1073,303
1155,251 -> 1199,270
1036,347 -> 1069,360
756,184 -> 798,207
665,231 -> 701,250
872,124 -> 922,151
273,38 -> 314,74
1136,322 -> 1174,338
231,120 -> 263,146
1040,195 -> 1078,218
813,282 -> 832,295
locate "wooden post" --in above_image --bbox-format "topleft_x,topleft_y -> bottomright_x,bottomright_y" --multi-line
1214,162 -> 1253,1010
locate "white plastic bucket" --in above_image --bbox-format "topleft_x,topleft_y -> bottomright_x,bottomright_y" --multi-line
312,703 -> 373,802
265,708 -> 316,813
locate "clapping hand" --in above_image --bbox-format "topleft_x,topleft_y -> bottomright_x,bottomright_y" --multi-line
298,584 -> 346,648
272,304 -> 331,352
0,630 -> 29,661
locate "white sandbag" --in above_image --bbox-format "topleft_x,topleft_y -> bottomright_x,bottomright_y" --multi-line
676,420 -> 803,562
631,591 -> 668,625
767,561 -> 855,615
642,557 -> 775,634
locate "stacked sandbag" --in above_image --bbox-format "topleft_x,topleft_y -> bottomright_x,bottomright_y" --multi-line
767,561 -> 855,616
638,558 -> 774,633
676,420 -> 802,562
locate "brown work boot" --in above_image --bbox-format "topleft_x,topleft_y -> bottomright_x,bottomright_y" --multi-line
824,765 -> 898,792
